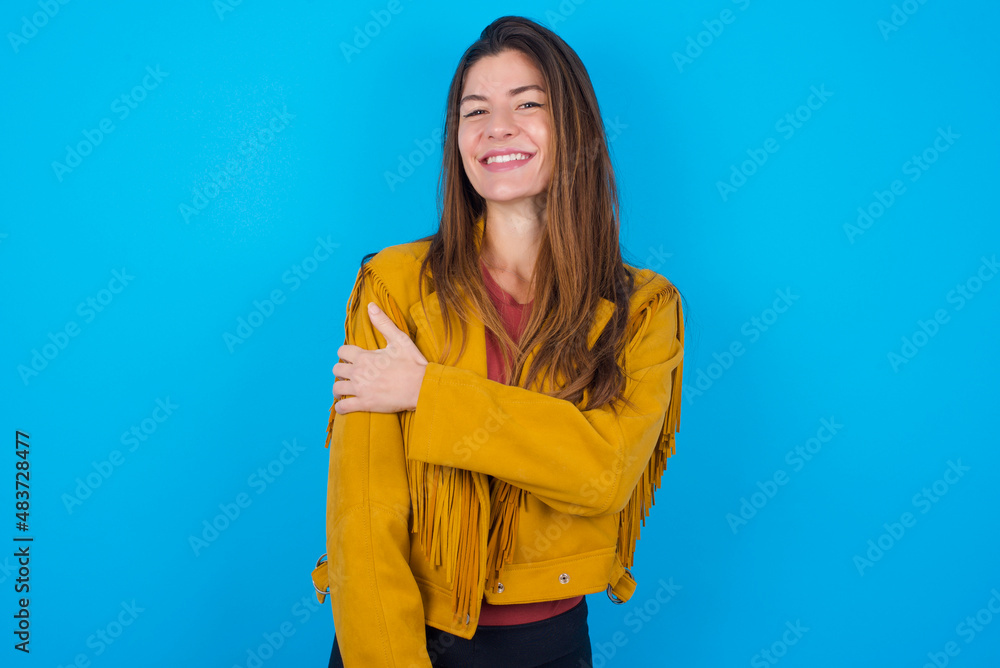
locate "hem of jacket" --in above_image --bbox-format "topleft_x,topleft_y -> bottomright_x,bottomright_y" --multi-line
417,546 -> 632,638
312,545 -> 638,640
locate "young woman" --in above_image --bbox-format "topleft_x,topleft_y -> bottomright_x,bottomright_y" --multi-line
313,15 -> 684,668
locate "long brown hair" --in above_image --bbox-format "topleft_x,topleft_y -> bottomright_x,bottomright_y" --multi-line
360,16 -> 640,412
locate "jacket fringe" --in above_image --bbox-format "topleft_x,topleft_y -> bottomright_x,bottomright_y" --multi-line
485,478 -> 528,587
615,283 -> 684,569
407,460 -> 482,625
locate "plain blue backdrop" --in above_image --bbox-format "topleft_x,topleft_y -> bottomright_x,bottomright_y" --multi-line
3,1 -> 999,666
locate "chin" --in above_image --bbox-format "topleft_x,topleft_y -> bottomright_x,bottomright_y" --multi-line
478,182 -> 549,203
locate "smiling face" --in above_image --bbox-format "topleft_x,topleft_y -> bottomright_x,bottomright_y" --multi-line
457,49 -> 553,207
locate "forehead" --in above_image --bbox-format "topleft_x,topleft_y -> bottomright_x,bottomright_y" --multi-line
461,50 -> 545,96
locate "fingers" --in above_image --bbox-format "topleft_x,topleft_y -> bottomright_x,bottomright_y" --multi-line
336,344 -> 361,362
366,302 -> 404,344
331,360 -> 352,378
368,302 -> 423,358
332,378 -> 351,398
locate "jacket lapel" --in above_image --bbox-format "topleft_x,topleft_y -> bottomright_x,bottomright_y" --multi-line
409,285 -> 489,376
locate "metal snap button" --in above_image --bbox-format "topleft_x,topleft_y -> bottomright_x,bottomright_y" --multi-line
497,582 -> 504,593
558,573 -> 570,584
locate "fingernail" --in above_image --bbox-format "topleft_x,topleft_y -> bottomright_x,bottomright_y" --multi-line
368,302 -> 379,312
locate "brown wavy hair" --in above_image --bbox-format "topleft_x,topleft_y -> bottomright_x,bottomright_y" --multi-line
359,15 -> 645,411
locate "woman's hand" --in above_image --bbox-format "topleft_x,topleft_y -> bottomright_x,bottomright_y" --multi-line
332,302 -> 428,414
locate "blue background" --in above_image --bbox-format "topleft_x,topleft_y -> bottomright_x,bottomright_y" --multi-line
3,1 -> 998,666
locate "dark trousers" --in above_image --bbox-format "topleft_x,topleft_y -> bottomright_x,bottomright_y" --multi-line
328,596 -> 593,667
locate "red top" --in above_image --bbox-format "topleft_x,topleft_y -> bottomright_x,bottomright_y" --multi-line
476,258 -> 584,626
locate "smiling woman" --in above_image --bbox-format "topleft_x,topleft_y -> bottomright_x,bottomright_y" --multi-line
317,14 -> 684,668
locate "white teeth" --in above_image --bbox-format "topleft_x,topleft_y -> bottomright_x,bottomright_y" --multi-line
485,152 -> 530,164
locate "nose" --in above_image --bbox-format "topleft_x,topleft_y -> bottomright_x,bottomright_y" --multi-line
487,106 -> 516,141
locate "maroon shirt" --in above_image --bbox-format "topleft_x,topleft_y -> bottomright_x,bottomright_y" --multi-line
476,257 -> 585,626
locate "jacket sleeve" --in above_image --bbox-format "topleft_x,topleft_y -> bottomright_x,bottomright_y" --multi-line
406,282 -> 683,518
325,262 -> 432,668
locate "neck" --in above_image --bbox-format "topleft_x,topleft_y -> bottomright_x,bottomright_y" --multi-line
480,199 -> 544,284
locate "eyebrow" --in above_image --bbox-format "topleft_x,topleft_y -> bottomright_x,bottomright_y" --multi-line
460,84 -> 546,106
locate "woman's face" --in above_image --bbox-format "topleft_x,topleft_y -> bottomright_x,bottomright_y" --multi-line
457,49 -> 552,208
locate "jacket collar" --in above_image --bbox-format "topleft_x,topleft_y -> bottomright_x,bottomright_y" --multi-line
408,215 -> 623,383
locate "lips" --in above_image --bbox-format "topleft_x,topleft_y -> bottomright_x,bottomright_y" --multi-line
479,149 -> 535,164
478,149 -> 536,174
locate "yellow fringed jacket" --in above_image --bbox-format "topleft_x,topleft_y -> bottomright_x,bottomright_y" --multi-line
311,218 -> 684,667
